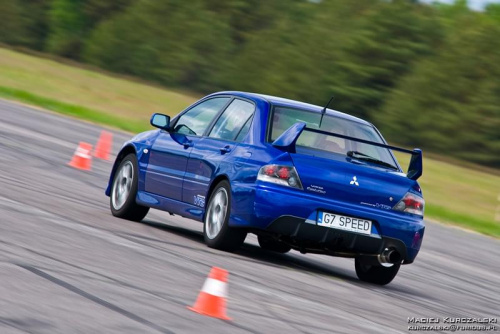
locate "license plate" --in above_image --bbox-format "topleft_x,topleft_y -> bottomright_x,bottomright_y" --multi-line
317,212 -> 372,235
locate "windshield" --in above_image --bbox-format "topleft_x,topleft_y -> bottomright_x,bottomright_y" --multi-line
269,106 -> 397,168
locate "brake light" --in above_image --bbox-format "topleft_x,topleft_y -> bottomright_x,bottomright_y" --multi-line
393,192 -> 425,216
257,164 -> 302,189
277,167 -> 289,179
264,165 -> 277,176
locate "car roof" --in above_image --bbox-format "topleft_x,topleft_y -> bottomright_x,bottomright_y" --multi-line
213,91 -> 372,126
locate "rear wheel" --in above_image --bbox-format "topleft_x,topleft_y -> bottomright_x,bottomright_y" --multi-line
203,180 -> 247,252
257,235 -> 291,253
110,154 -> 149,221
354,258 -> 401,285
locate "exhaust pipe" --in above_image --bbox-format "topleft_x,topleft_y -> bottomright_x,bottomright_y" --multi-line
378,248 -> 401,265
357,248 -> 402,267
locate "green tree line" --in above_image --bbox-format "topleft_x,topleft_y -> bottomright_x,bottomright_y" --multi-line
1,0 -> 499,167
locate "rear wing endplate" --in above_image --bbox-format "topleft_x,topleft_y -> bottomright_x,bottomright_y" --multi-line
272,122 -> 422,180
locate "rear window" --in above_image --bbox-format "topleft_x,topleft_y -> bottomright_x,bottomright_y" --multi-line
270,106 -> 396,166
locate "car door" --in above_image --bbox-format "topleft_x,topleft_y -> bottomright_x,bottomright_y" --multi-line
145,97 -> 231,201
183,98 -> 255,206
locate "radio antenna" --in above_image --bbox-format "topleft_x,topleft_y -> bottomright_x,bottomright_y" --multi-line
319,96 -> 334,128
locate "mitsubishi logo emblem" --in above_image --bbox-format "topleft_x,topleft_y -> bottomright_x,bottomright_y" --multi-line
350,176 -> 359,186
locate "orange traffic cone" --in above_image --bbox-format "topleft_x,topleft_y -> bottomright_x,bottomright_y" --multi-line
68,142 -> 93,171
93,130 -> 113,160
188,267 -> 231,320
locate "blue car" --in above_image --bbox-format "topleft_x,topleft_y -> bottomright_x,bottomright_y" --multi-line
106,91 -> 425,285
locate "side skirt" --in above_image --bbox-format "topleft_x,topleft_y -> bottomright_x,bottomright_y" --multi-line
136,191 -> 204,221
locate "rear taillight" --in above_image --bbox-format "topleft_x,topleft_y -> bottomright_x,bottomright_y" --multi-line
393,192 -> 425,216
257,164 -> 303,189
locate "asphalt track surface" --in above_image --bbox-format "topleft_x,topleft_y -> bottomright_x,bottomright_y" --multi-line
0,99 -> 499,334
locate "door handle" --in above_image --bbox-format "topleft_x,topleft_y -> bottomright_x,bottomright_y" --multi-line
220,145 -> 231,154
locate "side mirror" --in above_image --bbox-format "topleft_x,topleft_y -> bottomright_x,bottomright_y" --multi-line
150,113 -> 170,130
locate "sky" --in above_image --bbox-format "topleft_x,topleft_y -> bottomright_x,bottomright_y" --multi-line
420,0 -> 500,10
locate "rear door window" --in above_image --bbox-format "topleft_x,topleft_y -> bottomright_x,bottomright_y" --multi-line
209,99 -> 255,141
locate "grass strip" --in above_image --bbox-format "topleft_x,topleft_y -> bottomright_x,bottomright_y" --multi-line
426,204 -> 499,237
0,86 -> 149,133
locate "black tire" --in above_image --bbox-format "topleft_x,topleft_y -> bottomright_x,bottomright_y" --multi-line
203,180 -> 247,252
110,154 -> 149,221
257,235 -> 291,253
354,257 -> 401,285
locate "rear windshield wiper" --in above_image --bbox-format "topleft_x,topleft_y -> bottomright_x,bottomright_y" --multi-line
347,151 -> 399,171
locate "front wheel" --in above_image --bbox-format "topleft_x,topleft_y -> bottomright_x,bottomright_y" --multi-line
354,257 -> 401,285
110,154 -> 149,221
203,180 -> 247,252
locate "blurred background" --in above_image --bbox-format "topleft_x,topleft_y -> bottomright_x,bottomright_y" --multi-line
0,0 -> 499,237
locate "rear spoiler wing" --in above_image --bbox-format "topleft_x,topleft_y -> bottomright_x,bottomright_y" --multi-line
272,122 -> 422,181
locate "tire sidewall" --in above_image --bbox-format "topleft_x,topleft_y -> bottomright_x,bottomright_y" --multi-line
203,180 -> 231,246
110,154 -> 139,216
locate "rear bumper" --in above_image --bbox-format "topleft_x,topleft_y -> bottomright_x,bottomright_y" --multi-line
265,216 -> 411,262
249,184 -> 425,263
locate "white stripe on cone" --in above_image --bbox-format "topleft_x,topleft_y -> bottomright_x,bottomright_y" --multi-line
201,278 -> 227,298
75,147 -> 91,159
